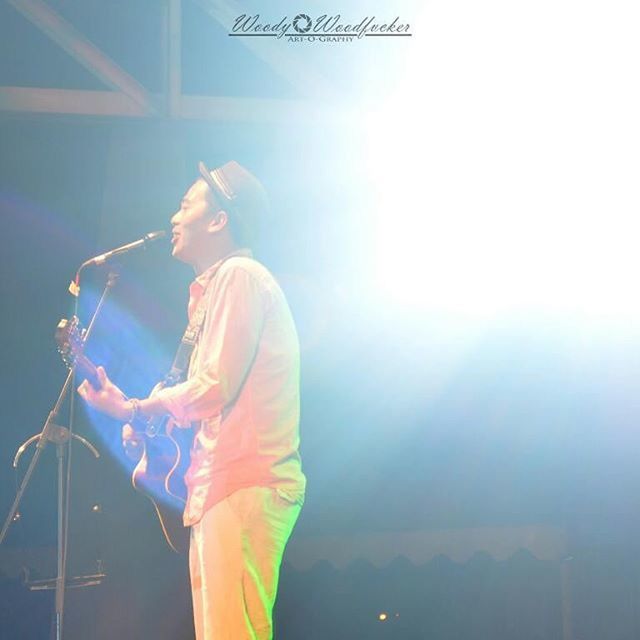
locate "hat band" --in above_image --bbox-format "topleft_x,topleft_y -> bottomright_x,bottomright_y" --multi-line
198,161 -> 236,204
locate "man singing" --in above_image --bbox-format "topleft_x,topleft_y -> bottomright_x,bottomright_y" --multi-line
78,160 -> 305,639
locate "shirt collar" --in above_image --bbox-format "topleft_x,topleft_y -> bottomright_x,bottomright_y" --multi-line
192,248 -> 253,293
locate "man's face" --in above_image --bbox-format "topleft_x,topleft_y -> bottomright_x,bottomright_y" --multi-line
170,179 -> 216,265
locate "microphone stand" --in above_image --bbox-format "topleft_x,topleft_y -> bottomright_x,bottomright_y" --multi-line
0,268 -> 119,640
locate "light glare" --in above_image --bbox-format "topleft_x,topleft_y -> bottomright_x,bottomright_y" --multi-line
364,0 -> 640,318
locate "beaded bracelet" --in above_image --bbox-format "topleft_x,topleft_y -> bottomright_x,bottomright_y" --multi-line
128,398 -> 141,424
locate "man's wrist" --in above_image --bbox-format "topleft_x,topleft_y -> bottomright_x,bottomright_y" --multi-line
137,395 -> 168,420
118,399 -> 133,423
115,396 -> 167,423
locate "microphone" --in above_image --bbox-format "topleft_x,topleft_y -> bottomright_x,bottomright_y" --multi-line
81,231 -> 167,268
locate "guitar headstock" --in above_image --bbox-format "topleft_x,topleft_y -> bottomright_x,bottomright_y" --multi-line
55,316 -> 100,387
56,316 -> 84,367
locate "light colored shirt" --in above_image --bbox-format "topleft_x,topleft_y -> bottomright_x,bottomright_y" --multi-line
155,251 -> 305,526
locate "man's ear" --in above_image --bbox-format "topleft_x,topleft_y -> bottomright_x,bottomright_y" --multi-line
207,210 -> 228,233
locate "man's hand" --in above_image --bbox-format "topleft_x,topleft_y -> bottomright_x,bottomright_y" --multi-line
121,423 -> 144,462
78,366 -> 130,422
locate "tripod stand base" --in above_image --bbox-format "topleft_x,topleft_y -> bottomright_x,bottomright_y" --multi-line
24,571 -> 106,591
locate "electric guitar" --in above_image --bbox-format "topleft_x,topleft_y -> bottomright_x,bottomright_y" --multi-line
56,317 -> 191,553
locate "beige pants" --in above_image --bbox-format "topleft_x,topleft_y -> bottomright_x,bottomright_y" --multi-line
189,487 -> 302,640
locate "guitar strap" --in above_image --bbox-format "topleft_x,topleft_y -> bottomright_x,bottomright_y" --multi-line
161,277 -> 214,388
160,250 -> 250,389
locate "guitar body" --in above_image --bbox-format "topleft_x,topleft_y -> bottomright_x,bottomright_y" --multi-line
131,422 -> 192,554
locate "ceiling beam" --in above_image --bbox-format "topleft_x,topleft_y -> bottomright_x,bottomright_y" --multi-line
7,0 -> 157,115
0,87 -> 149,117
0,87 -> 350,124
163,0 -> 182,117
179,94 -> 347,124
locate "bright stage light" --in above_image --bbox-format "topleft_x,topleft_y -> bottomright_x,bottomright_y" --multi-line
363,0 -> 640,318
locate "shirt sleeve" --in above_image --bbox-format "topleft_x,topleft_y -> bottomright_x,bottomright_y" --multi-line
154,264 -> 268,424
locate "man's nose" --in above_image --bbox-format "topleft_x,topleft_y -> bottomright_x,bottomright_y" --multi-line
170,210 -> 181,225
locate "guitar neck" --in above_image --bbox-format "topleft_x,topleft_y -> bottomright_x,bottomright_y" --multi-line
73,354 -> 102,390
